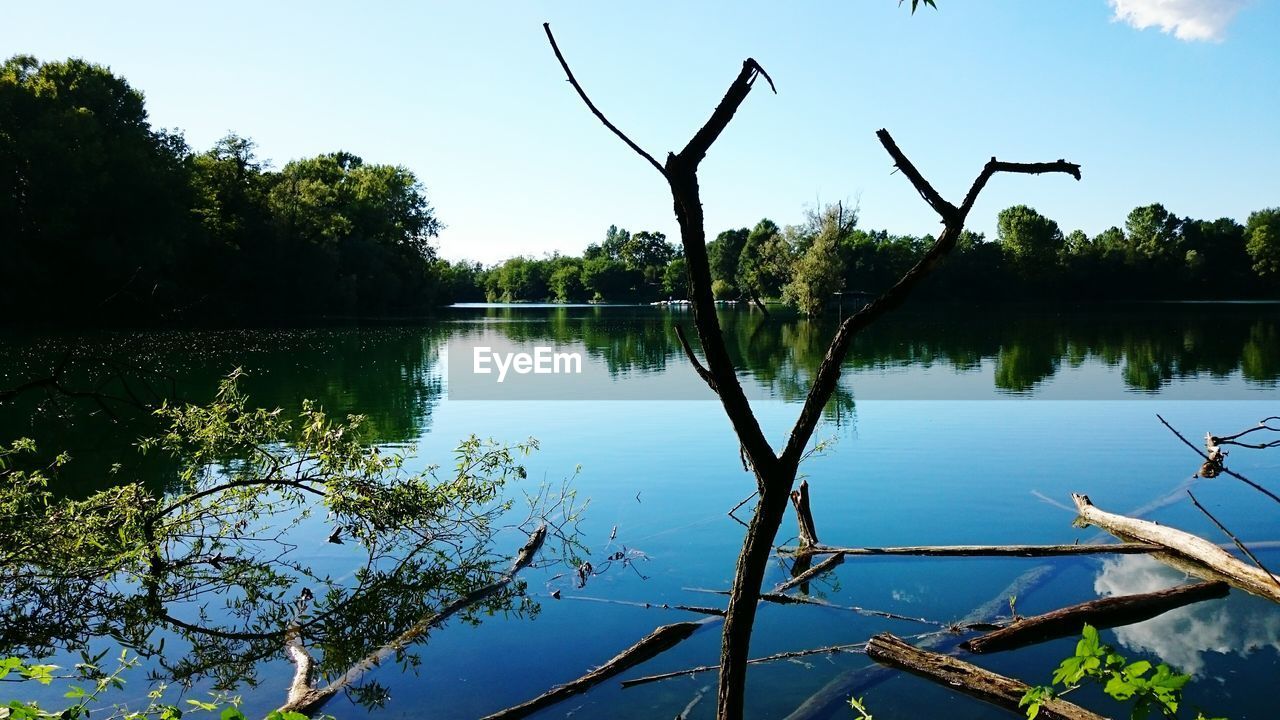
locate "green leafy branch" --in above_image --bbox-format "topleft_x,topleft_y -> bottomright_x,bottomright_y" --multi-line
1020,624 -> 1223,720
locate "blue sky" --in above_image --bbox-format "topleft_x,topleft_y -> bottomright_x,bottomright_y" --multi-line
3,1 -> 1276,263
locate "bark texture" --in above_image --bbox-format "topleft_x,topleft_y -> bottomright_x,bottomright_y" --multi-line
866,633 -> 1107,720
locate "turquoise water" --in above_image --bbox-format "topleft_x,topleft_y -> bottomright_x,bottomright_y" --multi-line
2,303 -> 1278,719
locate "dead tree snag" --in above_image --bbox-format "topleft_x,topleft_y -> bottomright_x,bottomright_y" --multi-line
543,22 -> 1080,720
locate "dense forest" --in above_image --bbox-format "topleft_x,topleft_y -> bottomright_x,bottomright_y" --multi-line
461,201 -> 1280,312
1,56 -> 451,323
3,55 -> 1277,325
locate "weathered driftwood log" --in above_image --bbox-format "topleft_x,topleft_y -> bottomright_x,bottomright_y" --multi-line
865,633 -> 1106,720
280,524 -> 548,716
1072,493 -> 1280,603
962,580 -> 1228,654
790,479 -> 820,549
478,621 -> 701,720
779,542 -> 1160,557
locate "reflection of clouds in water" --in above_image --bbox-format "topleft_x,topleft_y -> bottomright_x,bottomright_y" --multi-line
1094,555 -> 1280,676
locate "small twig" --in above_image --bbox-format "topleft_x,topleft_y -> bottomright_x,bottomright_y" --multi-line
1157,414 -> 1280,507
621,641 -> 870,688
727,491 -> 757,528
551,595 -> 725,617
1187,490 -> 1280,592
774,552 -> 844,593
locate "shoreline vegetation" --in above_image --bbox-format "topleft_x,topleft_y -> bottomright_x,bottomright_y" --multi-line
3,56 -> 1277,329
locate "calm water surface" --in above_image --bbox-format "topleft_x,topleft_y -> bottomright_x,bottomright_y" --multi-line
3,303 -> 1279,719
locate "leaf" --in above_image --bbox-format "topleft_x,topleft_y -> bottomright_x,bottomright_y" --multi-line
1124,660 -> 1152,679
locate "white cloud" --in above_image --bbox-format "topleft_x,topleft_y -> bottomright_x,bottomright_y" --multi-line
1109,0 -> 1249,42
1094,556 -> 1280,676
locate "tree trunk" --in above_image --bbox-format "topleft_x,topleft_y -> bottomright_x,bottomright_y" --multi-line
716,480 -> 793,720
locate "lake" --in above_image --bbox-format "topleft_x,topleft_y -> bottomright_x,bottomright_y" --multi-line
3,302 -> 1279,719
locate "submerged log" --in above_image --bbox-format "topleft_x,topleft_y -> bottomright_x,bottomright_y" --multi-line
1072,493 -> 1280,604
478,621 -> 701,720
865,633 -> 1106,720
962,580 -> 1228,654
779,542 -> 1160,557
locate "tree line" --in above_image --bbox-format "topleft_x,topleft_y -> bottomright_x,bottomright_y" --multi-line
459,199 -> 1279,311
5,55 -> 1276,324
1,56 -> 450,323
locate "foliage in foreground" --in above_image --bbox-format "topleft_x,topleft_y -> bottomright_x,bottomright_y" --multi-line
1021,625 -> 1222,720
0,371 -> 580,710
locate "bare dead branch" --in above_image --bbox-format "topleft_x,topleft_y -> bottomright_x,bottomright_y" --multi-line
774,551 -> 843,593
478,620 -> 701,720
1157,413 -> 1280,506
675,324 -> 717,391
780,133 -> 1080,467
679,58 -> 774,167
876,129 -> 957,221
788,479 -> 820,549
621,640 -> 873,688
1073,493 -> 1280,603
1187,490 -> 1280,593
542,23 -> 666,176
959,158 -> 1082,217
1211,417 -> 1280,449
780,542 -> 1160,557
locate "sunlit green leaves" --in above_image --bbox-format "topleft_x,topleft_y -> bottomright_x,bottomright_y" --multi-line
1022,624 -> 1215,720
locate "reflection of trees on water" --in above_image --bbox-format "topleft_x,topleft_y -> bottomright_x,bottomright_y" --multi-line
5,305 -> 1277,496
0,328 -> 443,495
459,304 -> 1280,399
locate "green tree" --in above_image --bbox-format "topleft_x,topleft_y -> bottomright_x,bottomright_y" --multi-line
708,228 -> 749,294
783,204 -> 851,316
736,219 -> 793,306
661,257 -> 690,300
580,256 -> 634,301
997,205 -> 1064,276
550,258 -> 588,302
1124,203 -> 1183,264
0,55 -> 195,320
1245,208 -> 1280,277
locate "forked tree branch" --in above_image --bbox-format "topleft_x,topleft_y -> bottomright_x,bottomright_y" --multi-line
542,23 -> 666,176
675,324 -> 718,391
780,133 -> 1080,466
543,23 -> 1081,720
